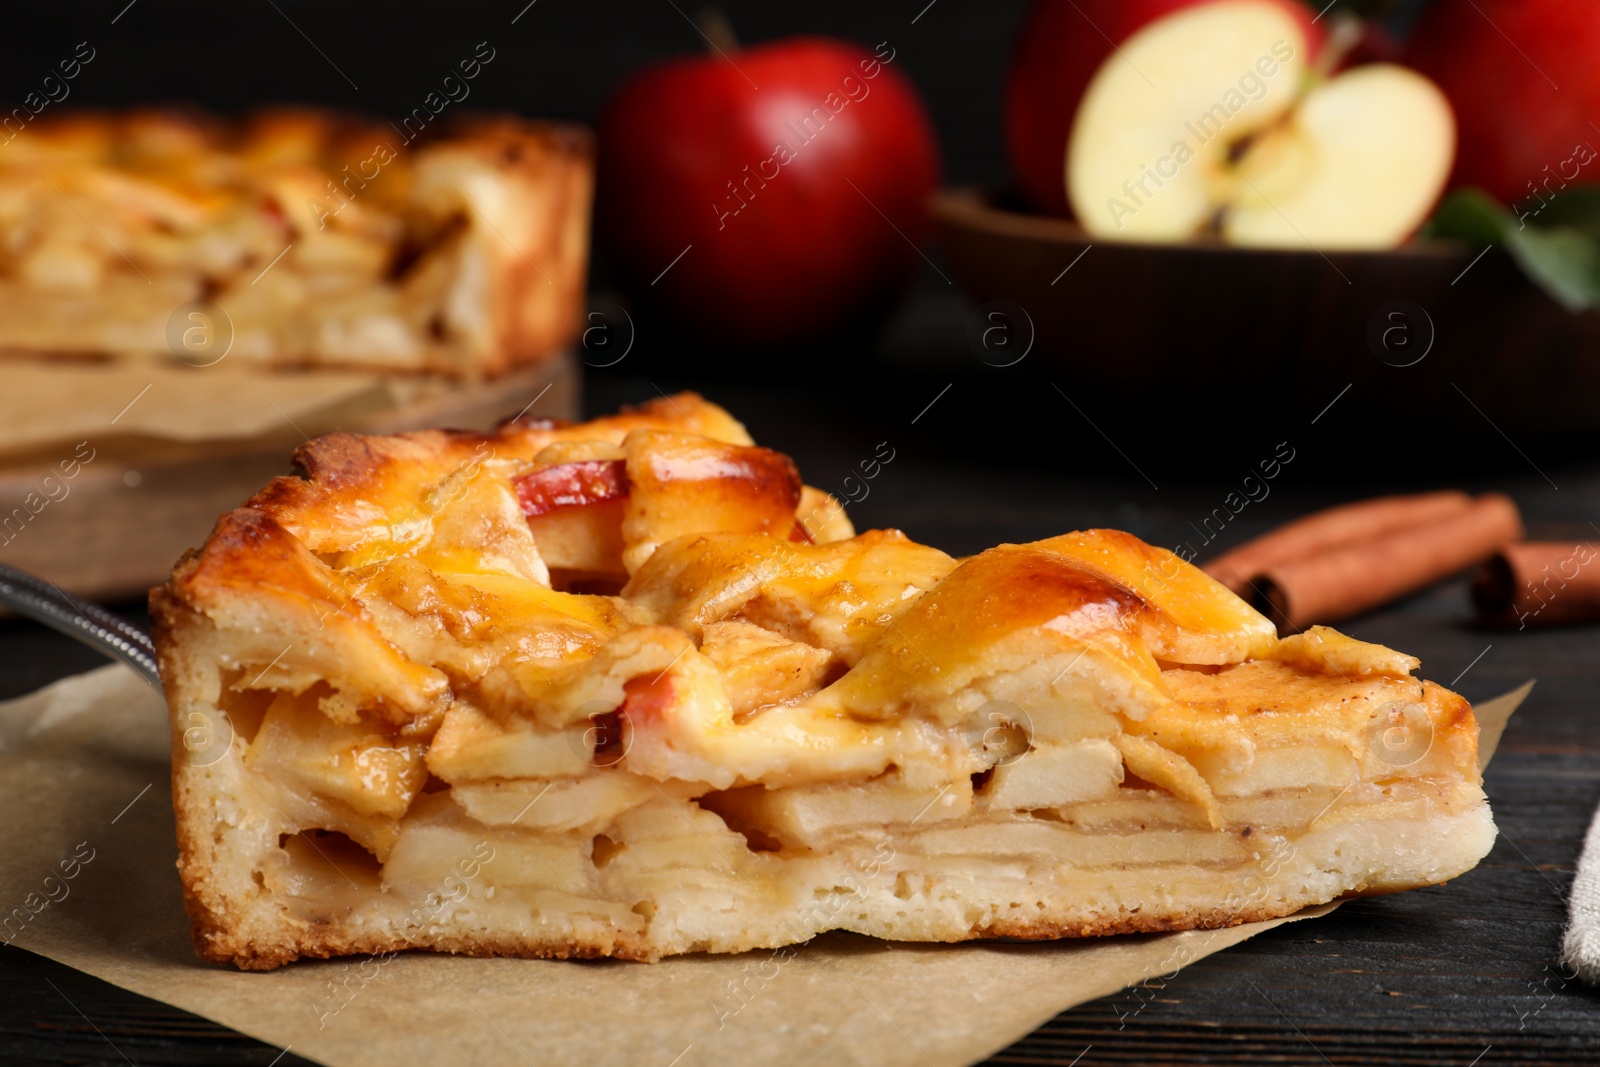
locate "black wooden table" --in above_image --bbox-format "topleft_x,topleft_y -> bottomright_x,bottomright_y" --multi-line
3,349 -> 1599,1065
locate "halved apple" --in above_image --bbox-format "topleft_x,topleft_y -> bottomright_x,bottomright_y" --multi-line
1225,64 -> 1455,248
1066,0 -> 1455,249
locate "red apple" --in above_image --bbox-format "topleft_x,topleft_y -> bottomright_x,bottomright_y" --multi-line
1406,0 -> 1600,210
596,35 -> 940,349
1004,0 -> 1322,218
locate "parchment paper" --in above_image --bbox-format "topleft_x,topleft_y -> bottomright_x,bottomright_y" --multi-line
0,362 -> 475,457
0,667 -> 1529,1067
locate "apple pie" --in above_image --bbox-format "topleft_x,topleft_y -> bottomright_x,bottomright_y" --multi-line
151,394 -> 1496,969
0,108 -> 589,375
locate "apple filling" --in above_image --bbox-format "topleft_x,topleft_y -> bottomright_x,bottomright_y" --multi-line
165,523 -> 1493,966
513,432 -> 820,591
225,646 -> 1488,958
0,109 -> 588,373
151,396 -> 1494,969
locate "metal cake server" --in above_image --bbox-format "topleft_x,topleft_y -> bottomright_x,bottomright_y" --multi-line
0,561 -> 162,690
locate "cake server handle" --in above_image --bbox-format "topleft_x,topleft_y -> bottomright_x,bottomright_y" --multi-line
0,562 -> 162,691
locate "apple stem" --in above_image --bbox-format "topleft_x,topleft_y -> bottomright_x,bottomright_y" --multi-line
1311,14 -> 1364,80
695,8 -> 740,55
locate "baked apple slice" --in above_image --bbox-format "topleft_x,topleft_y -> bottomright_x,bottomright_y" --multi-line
515,431 -> 842,590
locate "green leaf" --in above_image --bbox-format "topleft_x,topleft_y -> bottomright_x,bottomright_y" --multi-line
1507,225 -> 1600,313
1427,187 -> 1600,313
1424,189 -> 1506,245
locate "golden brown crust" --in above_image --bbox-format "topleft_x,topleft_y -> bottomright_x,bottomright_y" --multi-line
198,897 -> 1307,972
448,117 -> 594,376
221,393 -> 756,554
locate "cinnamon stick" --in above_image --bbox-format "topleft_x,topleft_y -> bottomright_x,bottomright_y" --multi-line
1253,493 -> 1524,632
1203,490 -> 1474,596
1473,542 -> 1600,627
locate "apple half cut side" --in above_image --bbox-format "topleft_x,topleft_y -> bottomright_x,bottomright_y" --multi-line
1067,0 -> 1311,241
1225,64 -> 1455,249
1066,0 -> 1456,250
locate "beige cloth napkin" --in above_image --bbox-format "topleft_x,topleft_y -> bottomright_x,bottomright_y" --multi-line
0,667 -> 1528,1067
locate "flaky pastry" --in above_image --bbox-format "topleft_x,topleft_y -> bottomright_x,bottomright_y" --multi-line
150,395 -> 1495,969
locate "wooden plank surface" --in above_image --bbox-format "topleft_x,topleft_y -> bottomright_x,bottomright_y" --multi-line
2,364 -> 1597,1065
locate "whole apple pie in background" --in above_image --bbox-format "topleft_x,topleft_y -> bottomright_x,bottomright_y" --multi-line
150,395 -> 1496,970
0,108 -> 590,375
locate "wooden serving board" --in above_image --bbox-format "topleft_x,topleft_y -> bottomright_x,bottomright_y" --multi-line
0,354 -> 579,602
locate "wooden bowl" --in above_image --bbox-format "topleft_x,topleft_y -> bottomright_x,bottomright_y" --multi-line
931,188 -> 1600,439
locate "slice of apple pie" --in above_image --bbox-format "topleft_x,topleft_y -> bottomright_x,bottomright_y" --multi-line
0,108 -> 590,375
151,395 -> 1495,969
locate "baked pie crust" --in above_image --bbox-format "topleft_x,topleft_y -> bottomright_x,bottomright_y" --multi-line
0,109 -> 589,375
151,395 -> 1496,969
